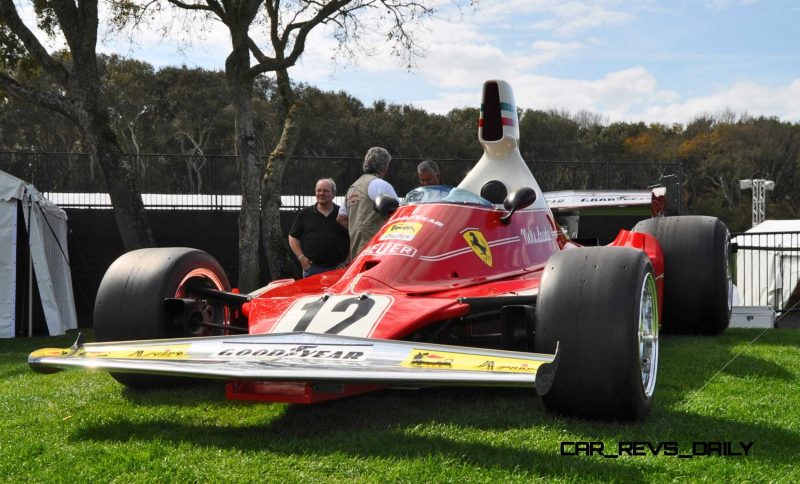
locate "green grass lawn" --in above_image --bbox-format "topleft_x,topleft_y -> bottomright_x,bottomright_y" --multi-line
1,329 -> 799,483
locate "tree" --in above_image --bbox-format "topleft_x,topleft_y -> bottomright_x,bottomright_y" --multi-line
100,55 -> 158,156
518,109 -> 580,161
295,87 -> 365,157
116,0 -> 454,290
0,0 -> 155,250
0,79 -> 82,151
443,107 -> 482,159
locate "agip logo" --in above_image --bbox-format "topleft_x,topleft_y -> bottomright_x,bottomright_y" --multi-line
463,230 -> 492,267
380,222 -> 422,241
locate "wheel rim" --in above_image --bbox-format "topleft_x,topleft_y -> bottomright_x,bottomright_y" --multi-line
638,272 -> 659,398
176,268 -> 231,336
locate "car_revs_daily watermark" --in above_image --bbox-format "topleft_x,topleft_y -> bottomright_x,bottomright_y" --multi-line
560,441 -> 754,458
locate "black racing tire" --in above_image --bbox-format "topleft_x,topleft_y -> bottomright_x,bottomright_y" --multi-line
94,247 -> 231,388
633,216 -> 731,335
535,247 -> 658,421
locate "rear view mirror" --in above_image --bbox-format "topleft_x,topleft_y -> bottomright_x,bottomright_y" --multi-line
374,195 -> 399,218
500,187 -> 536,225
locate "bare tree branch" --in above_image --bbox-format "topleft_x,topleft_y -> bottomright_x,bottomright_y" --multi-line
166,0 -> 215,11
247,36 -> 272,64
0,0 -> 70,85
152,0 -> 449,283
0,72 -> 75,122
250,0 -> 355,76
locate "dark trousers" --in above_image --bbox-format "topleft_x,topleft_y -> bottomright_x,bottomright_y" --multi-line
303,262 -> 342,278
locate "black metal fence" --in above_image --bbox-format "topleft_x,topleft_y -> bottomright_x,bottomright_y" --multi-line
732,231 -> 800,313
1,152 -> 683,211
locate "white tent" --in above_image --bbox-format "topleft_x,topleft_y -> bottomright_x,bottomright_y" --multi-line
0,170 -> 77,338
733,219 -> 800,311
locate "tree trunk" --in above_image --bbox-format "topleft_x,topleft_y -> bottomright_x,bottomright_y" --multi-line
0,0 -> 155,251
92,124 -> 155,250
75,58 -> 155,251
71,114 -> 154,251
261,100 -> 303,280
259,68 -> 302,280
226,36 -> 262,292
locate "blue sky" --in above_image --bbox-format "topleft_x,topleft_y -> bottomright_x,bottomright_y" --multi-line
91,0 -> 800,124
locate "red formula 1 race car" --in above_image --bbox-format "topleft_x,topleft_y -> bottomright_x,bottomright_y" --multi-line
29,80 -> 733,421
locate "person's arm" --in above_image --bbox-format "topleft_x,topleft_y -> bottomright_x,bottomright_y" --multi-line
368,178 -> 398,200
337,204 -> 349,228
288,235 -> 311,270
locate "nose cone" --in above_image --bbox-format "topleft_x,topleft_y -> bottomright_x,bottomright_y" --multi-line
479,80 -> 519,145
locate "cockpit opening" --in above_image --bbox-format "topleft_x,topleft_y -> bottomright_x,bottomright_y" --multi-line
402,186 -> 494,207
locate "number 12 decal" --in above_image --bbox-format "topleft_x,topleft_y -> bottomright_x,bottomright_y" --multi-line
271,295 -> 392,337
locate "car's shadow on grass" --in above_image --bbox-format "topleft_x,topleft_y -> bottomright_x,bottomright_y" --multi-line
69,329 -> 798,479
75,387 -> 654,482
72,383 -> 798,481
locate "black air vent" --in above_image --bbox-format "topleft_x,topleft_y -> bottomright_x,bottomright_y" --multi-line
482,82 -> 503,141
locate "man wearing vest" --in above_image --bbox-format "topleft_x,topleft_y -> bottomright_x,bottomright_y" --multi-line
337,147 -> 398,261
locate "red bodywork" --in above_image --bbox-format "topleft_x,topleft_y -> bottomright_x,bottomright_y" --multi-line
228,200 -> 664,403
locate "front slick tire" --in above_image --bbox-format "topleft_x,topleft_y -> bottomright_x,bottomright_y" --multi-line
94,247 -> 231,389
535,247 -> 658,422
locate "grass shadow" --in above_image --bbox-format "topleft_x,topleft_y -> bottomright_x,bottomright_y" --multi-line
38,328 -> 800,479
719,353 -> 794,380
72,387 -> 652,482
71,380 -> 798,482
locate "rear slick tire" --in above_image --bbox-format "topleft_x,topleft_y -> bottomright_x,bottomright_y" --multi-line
535,247 -> 658,421
93,247 -> 231,388
634,216 -> 732,335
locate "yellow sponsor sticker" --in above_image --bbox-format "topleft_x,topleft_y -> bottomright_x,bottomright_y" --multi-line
30,347 -> 85,358
402,349 -> 544,373
31,344 -> 191,360
95,344 -> 191,359
463,230 -> 493,267
380,222 -> 422,241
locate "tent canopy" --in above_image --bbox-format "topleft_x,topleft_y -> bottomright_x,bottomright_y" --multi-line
0,170 -> 77,337
733,219 -> 800,311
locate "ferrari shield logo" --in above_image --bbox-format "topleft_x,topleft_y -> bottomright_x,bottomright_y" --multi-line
463,230 -> 492,267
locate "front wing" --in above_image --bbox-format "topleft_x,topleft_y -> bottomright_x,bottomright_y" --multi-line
29,332 -> 558,396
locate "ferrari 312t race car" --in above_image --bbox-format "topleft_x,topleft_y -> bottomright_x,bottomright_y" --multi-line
29,80 -> 733,421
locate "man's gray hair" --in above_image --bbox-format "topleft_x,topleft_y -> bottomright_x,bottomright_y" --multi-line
363,147 -> 392,174
317,177 -> 336,194
417,159 -> 440,175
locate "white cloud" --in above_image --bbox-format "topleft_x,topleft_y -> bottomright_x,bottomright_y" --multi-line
413,66 -> 671,115
17,3 -> 66,51
96,3 -> 231,69
283,1 -> 800,126
641,79 -> 800,124
702,0 -> 761,11
15,0 -> 797,129
529,40 -> 585,63
535,2 -> 636,37
413,69 -> 800,127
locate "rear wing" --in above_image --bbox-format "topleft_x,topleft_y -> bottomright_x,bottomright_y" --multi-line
545,189 -> 666,245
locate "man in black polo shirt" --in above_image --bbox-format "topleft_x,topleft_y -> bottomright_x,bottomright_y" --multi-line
288,178 -> 349,277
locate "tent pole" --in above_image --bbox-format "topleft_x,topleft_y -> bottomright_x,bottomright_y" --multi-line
28,249 -> 33,337
26,193 -> 33,338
